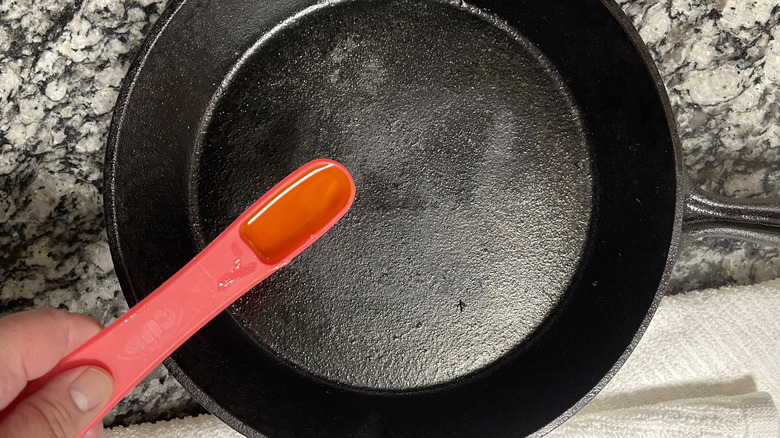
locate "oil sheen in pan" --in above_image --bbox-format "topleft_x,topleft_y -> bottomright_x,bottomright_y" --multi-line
193,0 -> 593,391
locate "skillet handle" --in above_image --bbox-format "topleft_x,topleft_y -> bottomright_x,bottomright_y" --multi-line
683,179 -> 780,248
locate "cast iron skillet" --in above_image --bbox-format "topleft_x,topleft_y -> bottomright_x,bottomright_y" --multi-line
104,0 -> 780,436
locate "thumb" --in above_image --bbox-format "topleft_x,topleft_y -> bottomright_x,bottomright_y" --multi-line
0,366 -> 114,438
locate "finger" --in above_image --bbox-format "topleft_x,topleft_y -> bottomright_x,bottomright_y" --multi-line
0,365 -> 113,438
83,421 -> 104,438
0,308 -> 103,408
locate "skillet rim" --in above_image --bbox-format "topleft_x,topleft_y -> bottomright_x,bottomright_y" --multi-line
526,0 -> 685,435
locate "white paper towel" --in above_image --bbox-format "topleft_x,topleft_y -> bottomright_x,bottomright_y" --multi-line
549,392 -> 778,437
551,277 -> 780,437
107,279 -> 780,437
105,414 -> 242,438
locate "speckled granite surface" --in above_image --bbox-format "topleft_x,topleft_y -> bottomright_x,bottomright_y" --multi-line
1,0 -> 779,427
0,0 -> 203,426
618,0 -> 780,293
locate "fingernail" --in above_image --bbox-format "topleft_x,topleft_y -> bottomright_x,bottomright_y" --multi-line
69,367 -> 114,412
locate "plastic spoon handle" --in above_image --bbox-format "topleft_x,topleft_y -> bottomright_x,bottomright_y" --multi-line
0,159 -> 355,437
48,231 -> 265,432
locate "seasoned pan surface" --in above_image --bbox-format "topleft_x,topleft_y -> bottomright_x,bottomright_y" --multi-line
198,0 -> 593,390
106,0 -> 679,436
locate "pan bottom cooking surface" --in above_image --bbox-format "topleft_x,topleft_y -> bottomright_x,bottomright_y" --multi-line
193,0 -> 593,391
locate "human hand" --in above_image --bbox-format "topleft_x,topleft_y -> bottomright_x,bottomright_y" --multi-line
0,308 -> 114,438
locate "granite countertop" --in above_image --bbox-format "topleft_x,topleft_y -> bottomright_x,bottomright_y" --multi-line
1,0 -> 780,428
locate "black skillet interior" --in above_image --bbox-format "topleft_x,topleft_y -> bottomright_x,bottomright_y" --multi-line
105,0 -> 678,436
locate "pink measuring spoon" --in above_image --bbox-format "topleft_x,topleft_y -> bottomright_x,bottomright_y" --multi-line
0,159 -> 355,437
